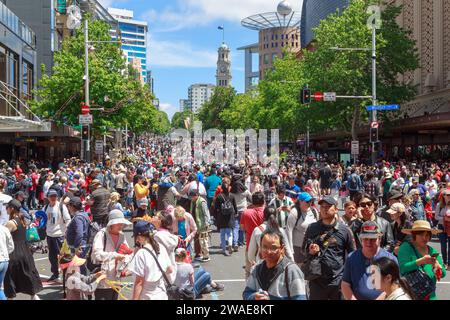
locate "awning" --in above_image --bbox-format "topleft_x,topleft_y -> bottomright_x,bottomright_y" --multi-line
0,116 -> 51,132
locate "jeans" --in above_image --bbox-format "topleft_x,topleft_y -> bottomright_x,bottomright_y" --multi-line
27,190 -> 36,209
220,228 -> 232,251
232,219 -> 240,247
47,236 -> 64,275
194,267 -> 211,298
0,261 -> 8,300
438,225 -> 450,264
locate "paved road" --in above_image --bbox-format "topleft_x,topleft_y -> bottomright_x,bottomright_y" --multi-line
15,226 -> 450,300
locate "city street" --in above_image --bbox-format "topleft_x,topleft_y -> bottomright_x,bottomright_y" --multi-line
17,227 -> 247,300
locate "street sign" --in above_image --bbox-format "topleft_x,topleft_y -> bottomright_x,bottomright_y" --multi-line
323,92 -> 337,102
351,141 -> 359,155
79,114 -> 93,125
366,104 -> 399,111
81,104 -> 90,114
314,92 -> 323,101
370,121 -> 379,129
95,140 -> 103,155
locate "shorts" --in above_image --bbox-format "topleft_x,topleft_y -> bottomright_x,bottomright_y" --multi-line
125,197 -> 134,206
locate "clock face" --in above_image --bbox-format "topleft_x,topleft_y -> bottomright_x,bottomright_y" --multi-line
220,65 -> 227,73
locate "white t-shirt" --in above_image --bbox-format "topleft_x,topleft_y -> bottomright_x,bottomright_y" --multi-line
45,201 -> 71,237
128,244 -> 171,300
0,193 -> 13,226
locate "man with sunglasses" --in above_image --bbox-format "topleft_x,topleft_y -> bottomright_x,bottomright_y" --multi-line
350,194 -> 394,252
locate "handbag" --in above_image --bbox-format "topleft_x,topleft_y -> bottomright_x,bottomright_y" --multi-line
26,226 -> 40,242
403,243 -> 436,300
300,226 -> 337,281
143,247 -> 180,300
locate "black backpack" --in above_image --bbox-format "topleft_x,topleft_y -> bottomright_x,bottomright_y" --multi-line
349,175 -> 358,190
85,221 -> 105,272
220,194 -> 235,217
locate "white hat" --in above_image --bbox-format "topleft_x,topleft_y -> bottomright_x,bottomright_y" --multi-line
107,209 -> 132,228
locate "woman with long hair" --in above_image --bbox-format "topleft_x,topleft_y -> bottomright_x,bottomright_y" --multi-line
3,200 -> 42,300
435,189 -> 450,269
370,257 -> 413,300
213,177 -> 236,256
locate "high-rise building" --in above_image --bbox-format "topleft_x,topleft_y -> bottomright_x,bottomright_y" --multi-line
4,0 -> 118,80
216,43 -> 232,87
108,7 -> 148,84
188,84 -> 215,113
146,69 -> 154,95
179,99 -> 189,112
240,1 -> 301,90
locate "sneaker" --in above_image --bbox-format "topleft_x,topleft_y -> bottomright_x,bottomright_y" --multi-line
194,256 -> 204,261
48,274 -> 59,282
233,246 -> 239,252
223,250 -> 231,257
201,285 -> 213,294
212,283 -> 225,292
227,246 -> 233,255
201,256 -> 211,262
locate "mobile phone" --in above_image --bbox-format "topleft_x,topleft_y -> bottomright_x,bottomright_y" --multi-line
431,253 -> 439,258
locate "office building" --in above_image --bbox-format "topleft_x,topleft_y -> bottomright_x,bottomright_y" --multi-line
179,99 -> 189,112
108,7 -> 148,83
188,84 -> 215,113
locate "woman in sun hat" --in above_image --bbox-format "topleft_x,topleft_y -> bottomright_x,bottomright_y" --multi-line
91,209 -> 132,300
397,220 -> 446,300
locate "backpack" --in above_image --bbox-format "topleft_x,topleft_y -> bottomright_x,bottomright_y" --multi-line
349,174 -> 358,191
85,224 -> 106,272
220,194 -> 235,217
24,177 -> 33,188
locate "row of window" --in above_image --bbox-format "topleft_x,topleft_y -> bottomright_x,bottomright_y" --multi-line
121,33 -> 145,40
262,53 -> 287,65
122,45 -> 147,53
264,34 -> 299,41
262,42 -> 299,49
218,80 -> 228,86
119,23 -> 146,34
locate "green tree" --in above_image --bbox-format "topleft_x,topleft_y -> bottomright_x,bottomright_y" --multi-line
171,110 -> 192,129
299,0 -> 419,140
197,86 -> 237,130
31,17 -> 165,136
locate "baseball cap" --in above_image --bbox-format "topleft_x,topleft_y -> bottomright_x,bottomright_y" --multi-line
387,190 -> 403,201
359,221 -> 382,239
47,189 -> 58,197
133,220 -> 154,237
318,196 -> 338,207
386,203 -> 406,215
298,192 -> 313,202
6,199 -> 21,211
68,197 -> 83,209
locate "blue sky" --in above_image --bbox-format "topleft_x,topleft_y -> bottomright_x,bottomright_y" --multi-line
98,0 -> 303,120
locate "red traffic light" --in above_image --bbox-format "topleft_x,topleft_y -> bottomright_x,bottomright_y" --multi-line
81,104 -> 90,115
314,92 -> 323,101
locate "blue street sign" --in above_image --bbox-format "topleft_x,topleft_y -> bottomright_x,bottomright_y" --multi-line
366,104 -> 400,111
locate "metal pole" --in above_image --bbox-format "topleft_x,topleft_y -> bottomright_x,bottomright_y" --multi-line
85,19 -> 90,162
371,26 -> 377,165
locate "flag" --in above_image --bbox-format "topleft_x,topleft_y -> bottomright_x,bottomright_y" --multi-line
218,26 -> 224,30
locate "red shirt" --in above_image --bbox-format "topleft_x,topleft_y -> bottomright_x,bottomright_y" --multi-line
240,206 -> 265,251
30,172 -> 39,191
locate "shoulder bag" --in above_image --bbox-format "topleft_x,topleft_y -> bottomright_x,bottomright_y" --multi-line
300,226 -> 337,281
143,247 -> 180,300
403,243 -> 436,300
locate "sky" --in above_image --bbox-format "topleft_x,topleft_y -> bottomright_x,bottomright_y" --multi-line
98,0 -> 303,121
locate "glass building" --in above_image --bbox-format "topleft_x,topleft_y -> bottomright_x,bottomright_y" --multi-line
108,8 -> 148,83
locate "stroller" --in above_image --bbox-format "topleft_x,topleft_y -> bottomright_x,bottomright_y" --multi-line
28,210 -> 48,255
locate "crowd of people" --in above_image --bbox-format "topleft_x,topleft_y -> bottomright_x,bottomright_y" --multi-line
0,136 -> 449,300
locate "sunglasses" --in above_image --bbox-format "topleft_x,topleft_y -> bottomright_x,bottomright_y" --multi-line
359,202 -> 373,208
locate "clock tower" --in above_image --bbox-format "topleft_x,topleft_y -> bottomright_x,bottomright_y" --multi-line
216,42 -> 232,87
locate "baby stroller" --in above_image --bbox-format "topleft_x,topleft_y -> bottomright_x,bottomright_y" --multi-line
29,210 -> 48,255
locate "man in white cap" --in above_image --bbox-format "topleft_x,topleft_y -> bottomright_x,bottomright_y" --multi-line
91,209 -> 132,300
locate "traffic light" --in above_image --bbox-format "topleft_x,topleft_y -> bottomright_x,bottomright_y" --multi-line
300,88 -> 311,105
370,127 -> 379,143
81,125 -> 89,141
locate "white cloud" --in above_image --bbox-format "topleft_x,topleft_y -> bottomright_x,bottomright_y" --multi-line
159,103 -> 178,120
141,0 -> 302,32
148,34 -> 217,68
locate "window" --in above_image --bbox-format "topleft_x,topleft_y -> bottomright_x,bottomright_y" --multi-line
272,53 -> 278,62
275,35 -> 278,40
22,59 -> 33,100
275,42 -> 278,48
292,34 -> 295,40
281,34 -> 284,40
281,42 -> 284,47
264,54 -> 269,65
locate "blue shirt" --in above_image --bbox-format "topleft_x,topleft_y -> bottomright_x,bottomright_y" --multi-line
285,184 -> 301,200
342,249 -> 398,300
178,220 -> 187,240
204,174 -> 222,199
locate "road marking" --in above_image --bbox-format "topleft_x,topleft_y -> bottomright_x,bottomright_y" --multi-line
214,279 -> 246,283
34,257 -> 48,261
437,282 -> 450,285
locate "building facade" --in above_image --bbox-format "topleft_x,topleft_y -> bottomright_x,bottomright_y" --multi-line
4,0 -> 118,80
300,0 -> 349,48
108,7 -> 148,84
188,84 -> 215,113
237,43 -> 259,92
216,43 -> 232,87
179,99 -> 189,112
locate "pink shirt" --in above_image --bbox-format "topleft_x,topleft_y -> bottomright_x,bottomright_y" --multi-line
240,206 -> 265,251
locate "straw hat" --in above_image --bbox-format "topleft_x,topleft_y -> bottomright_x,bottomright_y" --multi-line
59,254 -> 86,270
401,220 -> 442,235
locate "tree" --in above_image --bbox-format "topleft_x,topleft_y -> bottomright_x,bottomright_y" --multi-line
299,0 -> 419,140
171,110 -> 192,129
31,17 -> 166,136
197,86 -> 237,130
